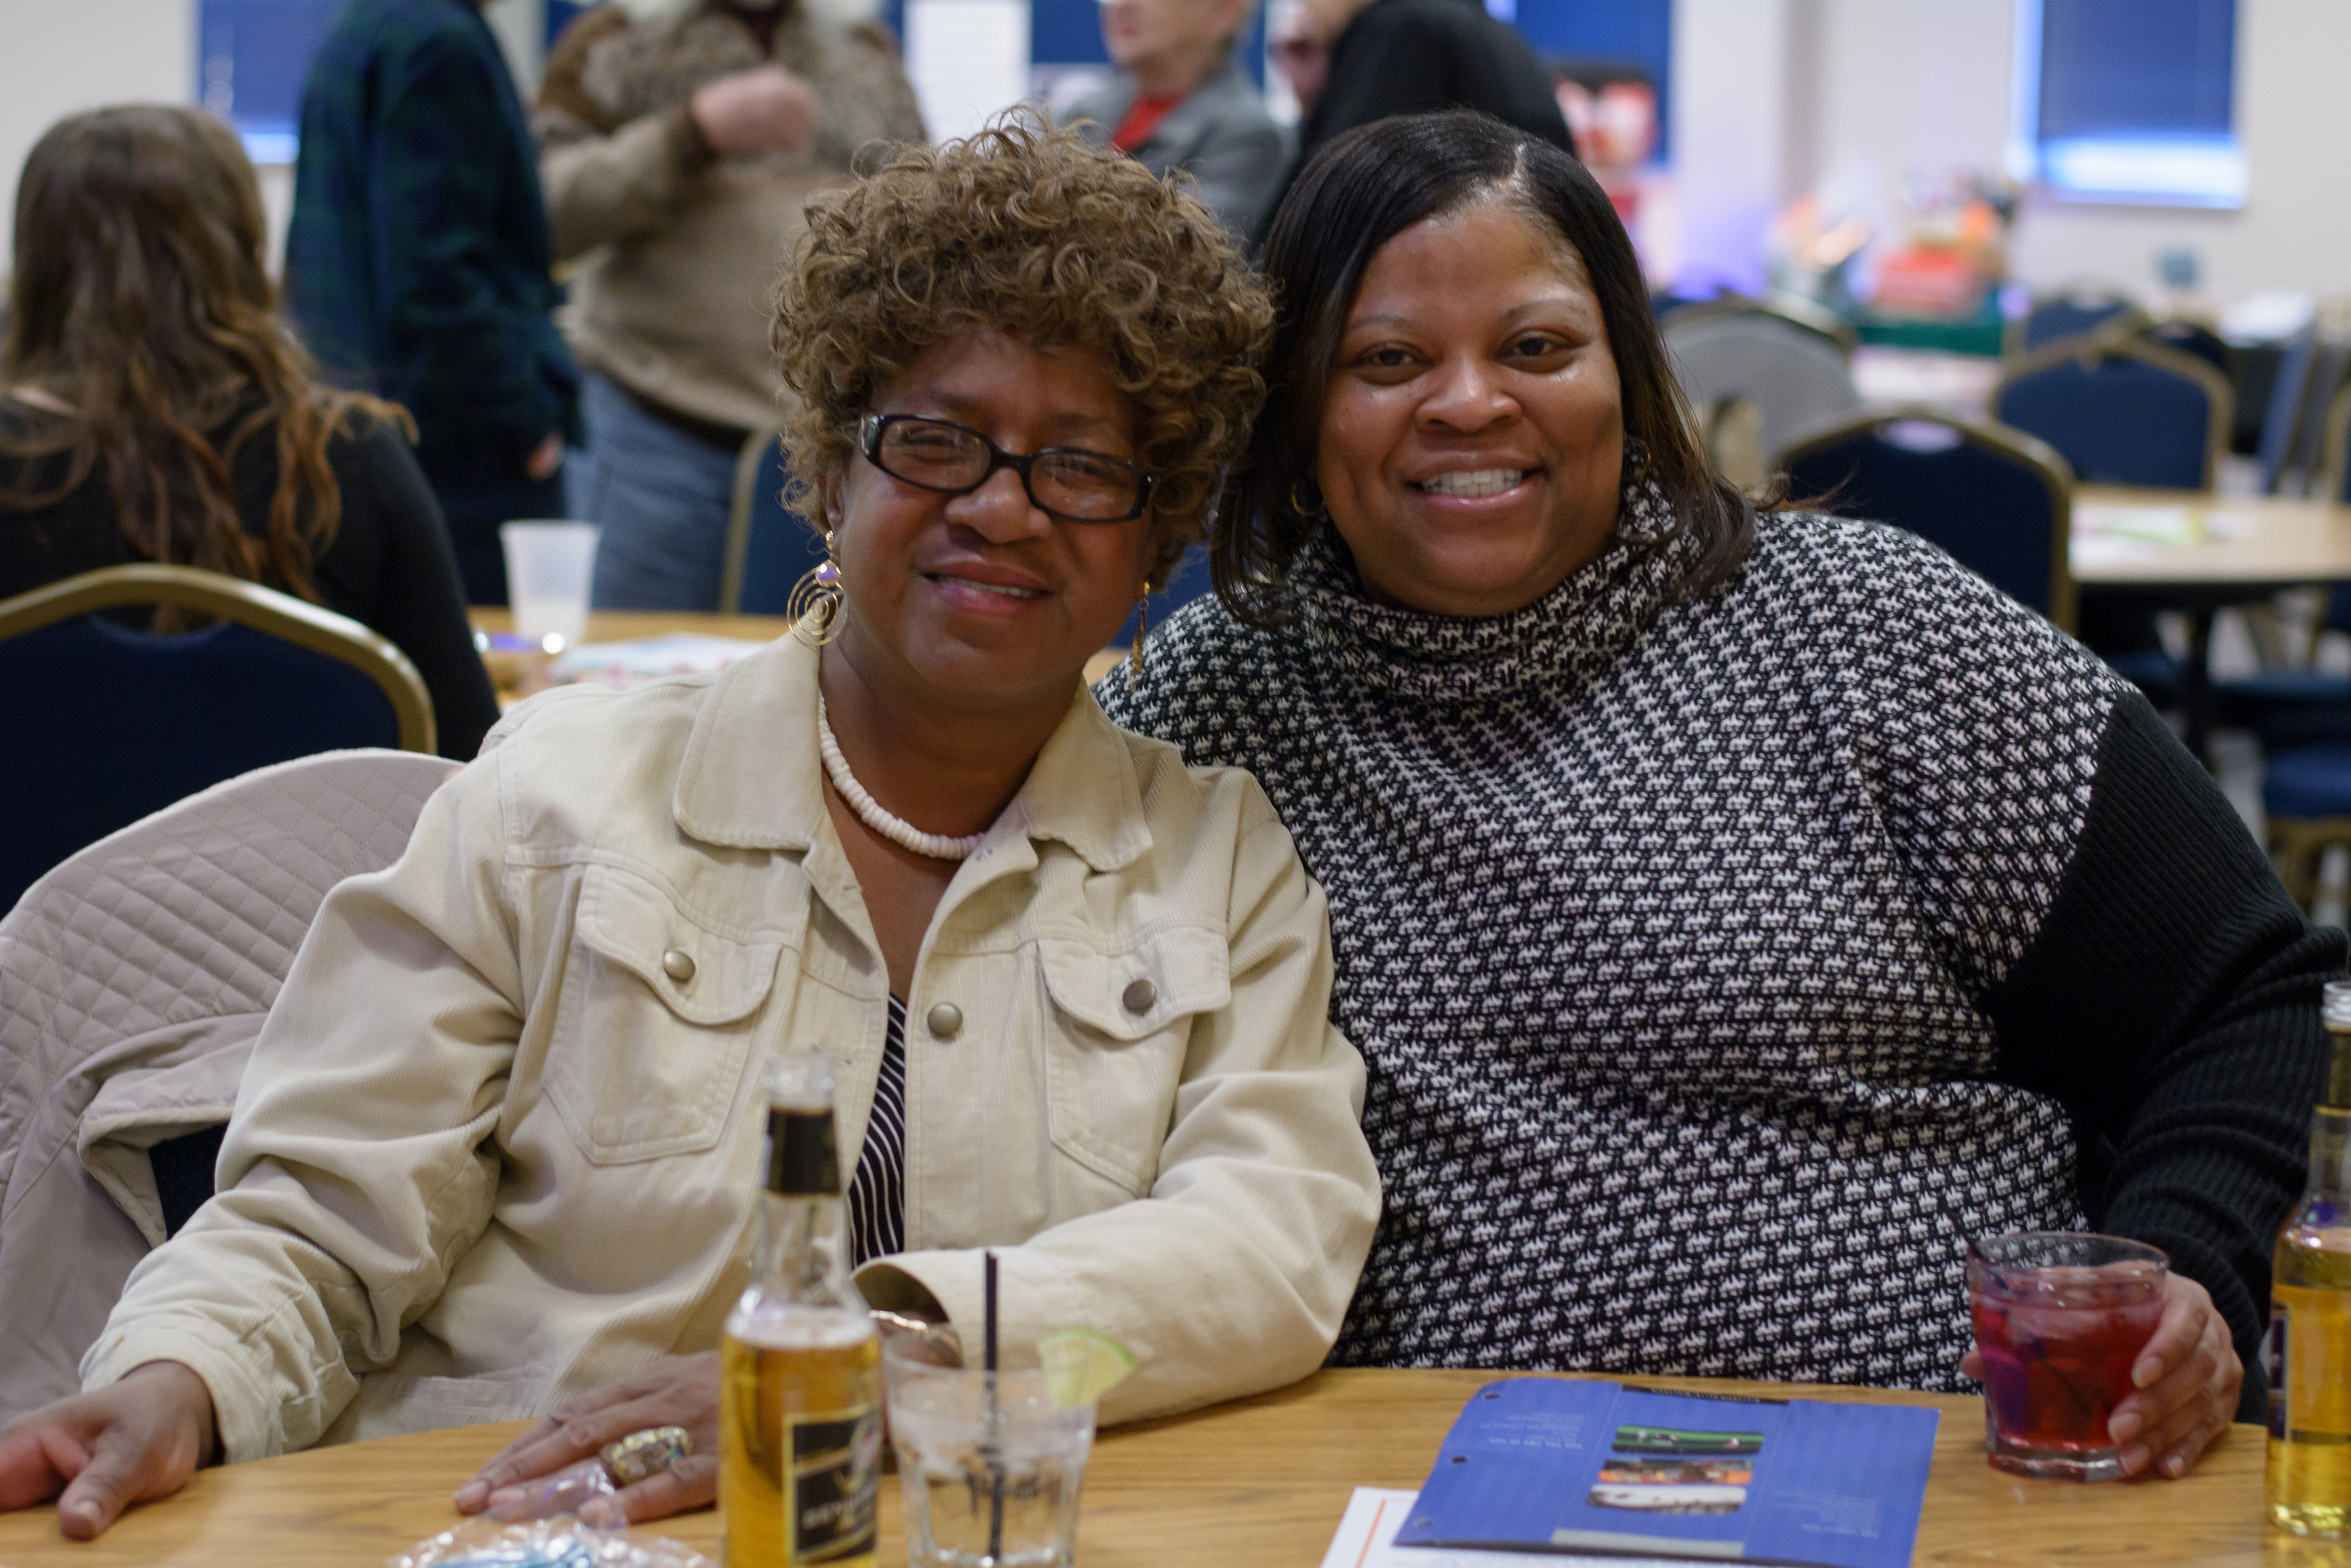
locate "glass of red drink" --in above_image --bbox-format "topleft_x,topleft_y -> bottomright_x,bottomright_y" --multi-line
1967,1232 -> 2169,1482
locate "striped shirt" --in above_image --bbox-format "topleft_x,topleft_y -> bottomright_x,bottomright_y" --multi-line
845,995 -> 907,1266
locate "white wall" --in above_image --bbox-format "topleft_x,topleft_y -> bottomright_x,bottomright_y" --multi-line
1666,0 -> 1799,295
0,0 -> 198,266
2009,0 -> 2351,300
1800,0 -> 2351,302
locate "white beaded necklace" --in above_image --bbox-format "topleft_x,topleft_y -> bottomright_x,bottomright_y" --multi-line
816,694 -> 988,861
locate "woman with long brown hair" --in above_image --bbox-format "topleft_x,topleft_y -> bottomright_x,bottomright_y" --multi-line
0,105 -> 497,760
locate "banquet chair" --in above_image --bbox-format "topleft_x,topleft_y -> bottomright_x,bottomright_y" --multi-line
2020,290 -> 2148,352
721,426 -> 828,616
0,748 -> 458,1422
1664,308 -> 1861,477
1992,336 -> 2233,491
2258,324 -> 2323,494
2142,319 -> 2229,376
1775,411 -> 2076,633
2291,342 -> 2351,497
2259,746 -> 2351,912
0,564 -> 435,914
1116,544 -> 1215,650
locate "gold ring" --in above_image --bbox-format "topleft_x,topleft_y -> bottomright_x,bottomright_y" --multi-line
601,1425 -> 693,1487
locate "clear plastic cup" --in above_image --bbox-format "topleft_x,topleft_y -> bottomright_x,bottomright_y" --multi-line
499,521 -> 599,653
883,1330 -> 1096,1568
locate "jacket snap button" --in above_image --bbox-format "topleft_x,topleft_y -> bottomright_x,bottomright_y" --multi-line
927,1002 -> 963,1040
1122,978 -> 1156,1014
661,949 -> 696,984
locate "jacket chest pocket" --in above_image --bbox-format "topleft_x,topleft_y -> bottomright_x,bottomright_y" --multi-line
1035,927 -> 1230,1198
544,865 -> 790,1165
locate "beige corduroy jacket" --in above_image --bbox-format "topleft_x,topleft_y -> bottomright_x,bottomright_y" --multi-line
82,632 -> 1380,1461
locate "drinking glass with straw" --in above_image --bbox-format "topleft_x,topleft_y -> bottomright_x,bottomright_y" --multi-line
881,1251 -> 1116,1567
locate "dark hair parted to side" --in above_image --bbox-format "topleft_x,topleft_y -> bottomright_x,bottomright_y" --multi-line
772,118 -> 1275,583
1218,109 -> 1757,623
0,105 -> 410,604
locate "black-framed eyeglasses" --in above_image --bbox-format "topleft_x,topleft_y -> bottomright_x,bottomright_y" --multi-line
858,413 -> 1153,523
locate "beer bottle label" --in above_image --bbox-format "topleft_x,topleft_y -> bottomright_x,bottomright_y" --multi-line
787,1407 -> 881,1561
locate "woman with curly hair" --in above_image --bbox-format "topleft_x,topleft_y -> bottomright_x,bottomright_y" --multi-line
0,121 -> 1377,1538
0,105 -> 497,759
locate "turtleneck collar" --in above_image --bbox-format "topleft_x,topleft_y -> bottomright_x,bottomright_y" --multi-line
1284,461 -> 1698,701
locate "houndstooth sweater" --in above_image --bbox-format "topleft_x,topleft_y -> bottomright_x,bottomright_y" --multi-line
1097,490 -> 2339,1408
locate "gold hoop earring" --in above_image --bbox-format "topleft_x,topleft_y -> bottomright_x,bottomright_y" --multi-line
788,530 -> 846,646
1289,477 -> 1324,519
1127,585 -> 1155,677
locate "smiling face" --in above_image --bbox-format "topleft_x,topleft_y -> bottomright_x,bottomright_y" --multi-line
1315,198 -> 1625,618
822,327 -> 1153,714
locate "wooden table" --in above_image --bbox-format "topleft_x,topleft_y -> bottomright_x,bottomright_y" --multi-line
2071,487 -> 2351,591
0,1368 -> 2315,1566
2071,486 -> 2351,761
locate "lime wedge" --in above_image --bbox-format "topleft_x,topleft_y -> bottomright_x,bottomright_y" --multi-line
1036,1327 -> 1138,1408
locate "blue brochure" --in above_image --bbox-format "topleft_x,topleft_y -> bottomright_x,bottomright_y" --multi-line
1393,1379 -> 1939,1568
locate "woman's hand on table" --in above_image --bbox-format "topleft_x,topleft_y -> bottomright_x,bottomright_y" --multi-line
0,1361 -> 217,1538
455,1351 -> 721,1527
1959,1271 -> 2242,1479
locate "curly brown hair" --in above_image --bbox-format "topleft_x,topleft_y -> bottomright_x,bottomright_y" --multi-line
771,118 -> 1272,582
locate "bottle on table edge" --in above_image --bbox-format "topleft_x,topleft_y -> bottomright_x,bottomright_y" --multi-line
2267,979 -> 2351,1539
721,1053 -> 882,1568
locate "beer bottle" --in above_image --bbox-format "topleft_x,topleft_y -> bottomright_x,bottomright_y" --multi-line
721,1055 -> 881,1566
2268,979 -> 2351,1537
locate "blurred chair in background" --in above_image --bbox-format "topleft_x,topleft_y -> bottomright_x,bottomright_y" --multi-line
1995,335 -> 2232,730
1663,303 -> 1860,488
1776,411 -> 2075,632
1116,544 -> 1216,654
0,748 -> 456,1423
0,566 -> 434,913
721,427 -> 828,617
2258,323 -> 2325,495
1993,333 -> 2233,491
2020,286 -> 2148,353
2143,318 -> 2230,376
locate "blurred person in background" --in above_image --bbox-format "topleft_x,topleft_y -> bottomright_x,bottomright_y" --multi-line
536,0 -> 925,610
1260,0 -> 1573,240
1062,0 -> 1287,242
0,106 -> 499,761
286,0 -> 582,607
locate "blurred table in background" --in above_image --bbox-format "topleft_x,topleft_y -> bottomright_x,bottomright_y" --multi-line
469,610 -> 1130,702
2074,486 -> 2351,758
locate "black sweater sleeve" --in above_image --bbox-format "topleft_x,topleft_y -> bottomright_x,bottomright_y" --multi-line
1984,691 -> 2343,1418
316,420 -> 501,760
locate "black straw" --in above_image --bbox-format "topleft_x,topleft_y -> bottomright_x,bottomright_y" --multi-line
984,1250 -> 1004,1560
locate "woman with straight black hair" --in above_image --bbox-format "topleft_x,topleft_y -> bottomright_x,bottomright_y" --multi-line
1100,109 -> 2335,1481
